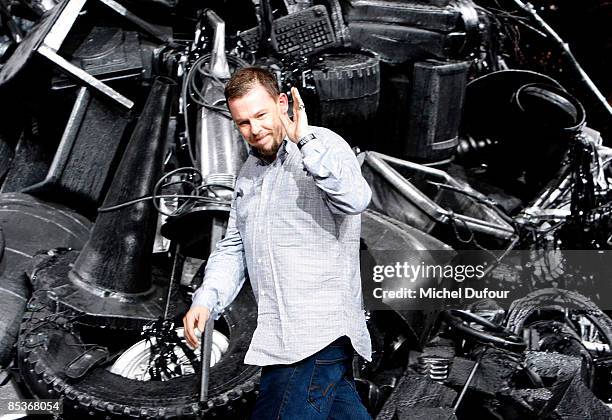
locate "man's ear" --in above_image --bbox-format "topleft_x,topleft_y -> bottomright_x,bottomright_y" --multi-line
278,93 -> 289,113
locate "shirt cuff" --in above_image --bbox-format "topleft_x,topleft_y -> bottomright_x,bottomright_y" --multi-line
191,288 -> 221,318
299,135 -> 324,158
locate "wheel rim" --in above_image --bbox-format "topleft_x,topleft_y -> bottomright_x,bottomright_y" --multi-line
109,327 -> 230,380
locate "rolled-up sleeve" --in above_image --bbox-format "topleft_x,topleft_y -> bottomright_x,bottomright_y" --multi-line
190,196 -> 247,318
300,128 -> 372,215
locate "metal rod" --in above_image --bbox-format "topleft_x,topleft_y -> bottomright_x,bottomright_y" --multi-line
199,314 -> 215,404
511,0 -> 612,117
365,152 -> 515,239
453,360 -> 480,412
38,45 -> 134,109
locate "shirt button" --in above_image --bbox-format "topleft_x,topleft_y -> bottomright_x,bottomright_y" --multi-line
261,291 -> 266,297
257,258 -> 262,263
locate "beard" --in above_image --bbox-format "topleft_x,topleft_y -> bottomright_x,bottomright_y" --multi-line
252,131 -> 283,157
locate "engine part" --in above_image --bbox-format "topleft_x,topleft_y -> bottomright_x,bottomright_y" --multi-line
311,51 -> 380,126
416,355 -> 451,381
23,86 -> 131,217
0,192 -> 91,367
403,59 -> 469,163
195,10 -> 247,194
441,310 -> 526,352
363,151 -> 516,239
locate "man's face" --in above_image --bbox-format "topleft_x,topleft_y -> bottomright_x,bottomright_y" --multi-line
228,83 -> 289,157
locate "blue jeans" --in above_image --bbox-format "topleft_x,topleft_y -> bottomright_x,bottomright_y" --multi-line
250,336 -> 372,420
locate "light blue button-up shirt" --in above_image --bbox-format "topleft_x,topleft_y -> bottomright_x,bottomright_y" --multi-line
191,125 -> 372,366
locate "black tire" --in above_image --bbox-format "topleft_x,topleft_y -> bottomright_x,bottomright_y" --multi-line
0,192 -> 91,367
505,288 -> 612,345
18,284 -> 259,419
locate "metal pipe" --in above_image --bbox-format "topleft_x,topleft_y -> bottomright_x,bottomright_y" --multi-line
370,151 -> 514,229
195,11 -> 247,199
365,152 -> 515,239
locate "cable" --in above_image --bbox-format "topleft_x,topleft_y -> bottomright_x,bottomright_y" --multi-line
180,53 -> 249,166
98,195 -> 222,213
97,167 -> 226,216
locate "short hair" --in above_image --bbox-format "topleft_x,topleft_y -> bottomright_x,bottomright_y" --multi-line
224,66 -> 280,102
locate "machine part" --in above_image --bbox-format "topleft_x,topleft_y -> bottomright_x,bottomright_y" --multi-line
195,12 -> 248,197
364,151 -> 516,239
360,209 -> 455,312
403,59 -> 469,163
539,371 -> 612,419
416,355 -> 451,381
343,1 -> 462,32
65,346 -> 110,379
375,373 -> 458,420
506,287 -> 612,396
513,83 -> 586,134
441,309 -> 527,352
96,0 -> 177,47
0,0 -> 177,108
18,285 -> 260,418
23,86 -> 131,217
510,0 -> 612,119
347,22 -> 459,64
25,77 -> 175,327
452,358 -> 479,411
0,192 -> 91,367
71,76 -> 174,295
462,70 -> 563,144
311,51 -> 380,127
238,5 -> 339,57
161,202 -> 231,259
109,327 -> 229,380
0,119 -> 57,192
317,0 -> 351,47
505,288 -> 612,351
51,26 -> 144,89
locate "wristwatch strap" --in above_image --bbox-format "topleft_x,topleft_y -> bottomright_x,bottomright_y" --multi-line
297,133 -> 316,150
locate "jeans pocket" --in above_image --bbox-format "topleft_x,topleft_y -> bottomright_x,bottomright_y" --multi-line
307,356 -> 349,412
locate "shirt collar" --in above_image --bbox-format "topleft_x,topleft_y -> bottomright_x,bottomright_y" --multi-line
250,138 -> 291,165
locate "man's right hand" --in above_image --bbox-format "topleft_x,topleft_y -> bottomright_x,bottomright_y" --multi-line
183,306 -> 211,348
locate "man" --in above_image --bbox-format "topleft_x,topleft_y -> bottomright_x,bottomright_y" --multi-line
183,66 -> 372,419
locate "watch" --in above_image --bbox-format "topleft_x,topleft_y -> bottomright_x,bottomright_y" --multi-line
297,133 -> 317,150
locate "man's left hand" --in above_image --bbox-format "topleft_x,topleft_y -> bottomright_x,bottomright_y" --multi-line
280,87 -> 310,143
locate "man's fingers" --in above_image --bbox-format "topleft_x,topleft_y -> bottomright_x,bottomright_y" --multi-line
183,313 -> 197,347
280,112 -> 293,132
291,87 -> 300,114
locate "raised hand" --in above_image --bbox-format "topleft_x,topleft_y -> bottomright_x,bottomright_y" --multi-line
280,86 -> 310,143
